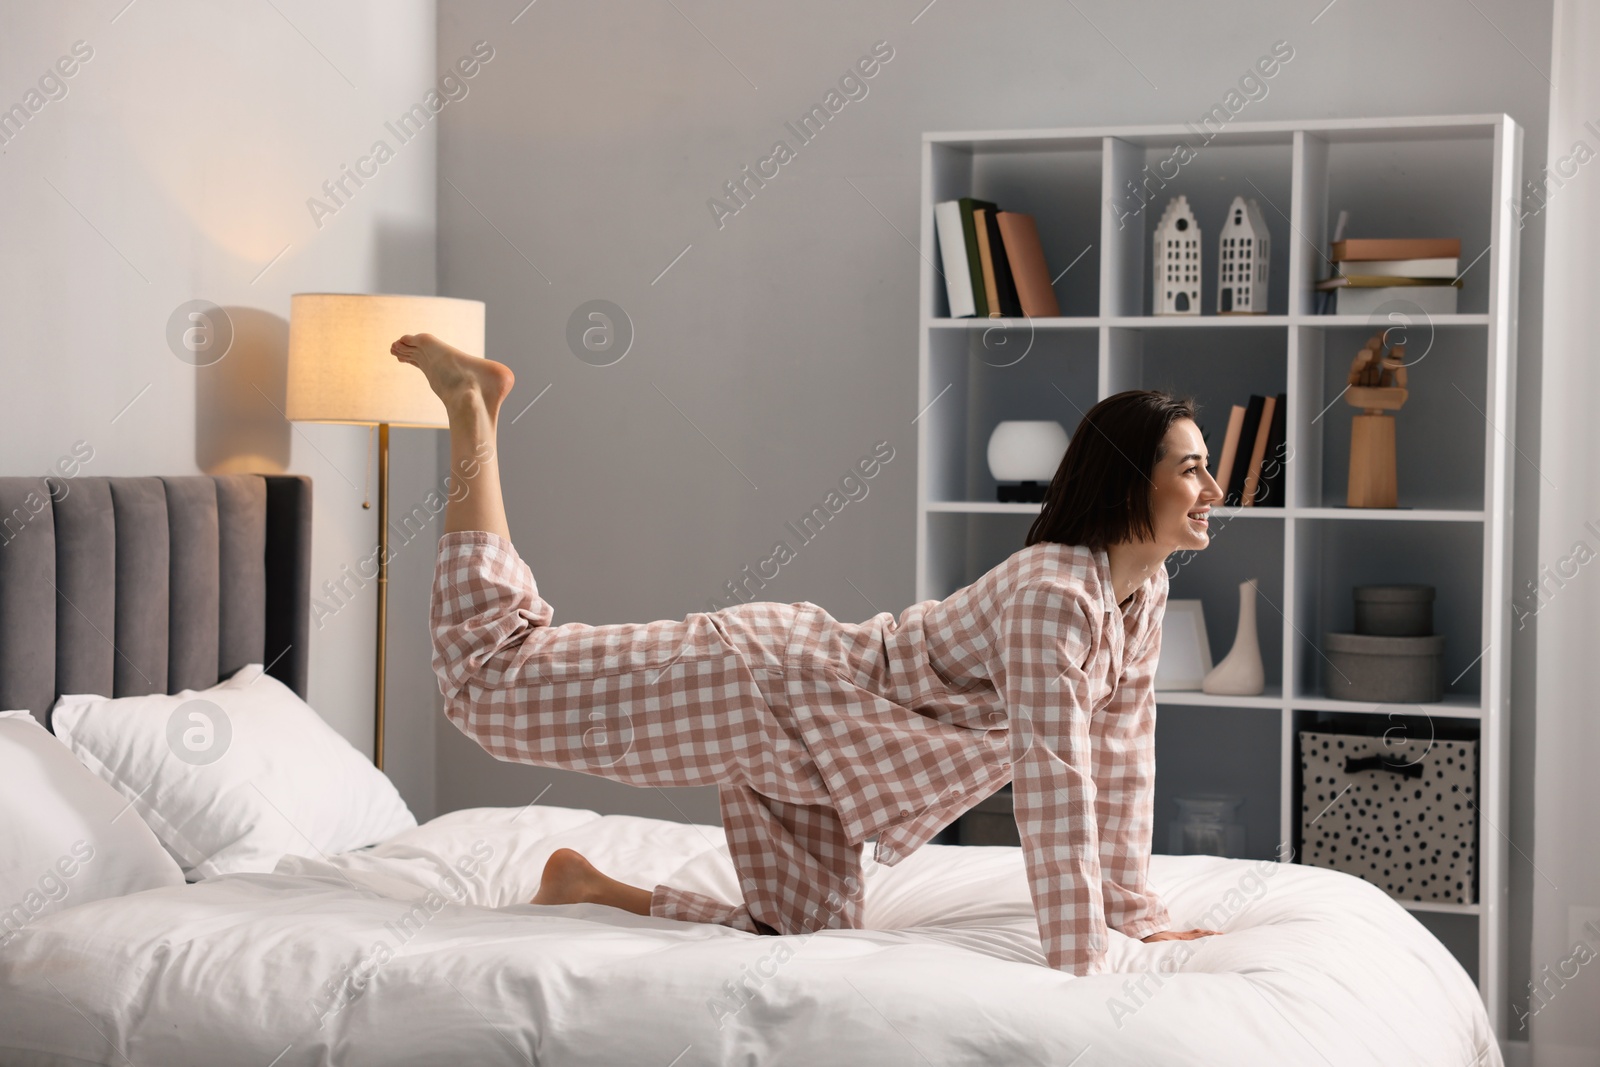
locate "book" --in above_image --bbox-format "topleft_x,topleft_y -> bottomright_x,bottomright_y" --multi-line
1256,392 -> 1288,507
934,201 -> 977,317
983,208 -> 1025,318
1225,395 -> 1267,507
1335,286 -> 1459,315
974,208 -> 1002,318
1241,395 -> 1277,506
996,211 -> 1062,318
1334,257 -> 1458,279
959,198 -> 998,317
1214,404 -> 1247,500
1330,238 -> 1461,261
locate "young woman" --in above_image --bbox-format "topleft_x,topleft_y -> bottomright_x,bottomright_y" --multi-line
393,331 -> 1225,977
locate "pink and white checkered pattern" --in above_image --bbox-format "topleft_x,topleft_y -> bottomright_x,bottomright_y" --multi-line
430,529 -> 1169,975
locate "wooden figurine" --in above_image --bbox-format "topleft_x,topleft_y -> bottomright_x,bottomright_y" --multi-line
1345,332 -> 1409,507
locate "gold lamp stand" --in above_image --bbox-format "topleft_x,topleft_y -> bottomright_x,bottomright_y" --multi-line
373,422 -> 391,769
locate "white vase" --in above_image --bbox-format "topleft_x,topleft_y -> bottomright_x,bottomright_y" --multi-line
1202,578 -> 1265,696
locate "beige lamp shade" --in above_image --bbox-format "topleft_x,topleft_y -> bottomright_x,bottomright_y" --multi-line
285,293 -> 486,428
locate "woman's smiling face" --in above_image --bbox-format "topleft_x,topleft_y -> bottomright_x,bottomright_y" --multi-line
1144,417 -> 1225,553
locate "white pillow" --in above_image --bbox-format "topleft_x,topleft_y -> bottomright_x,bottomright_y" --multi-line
0,709 -> 186,944
50,665 -> 417,879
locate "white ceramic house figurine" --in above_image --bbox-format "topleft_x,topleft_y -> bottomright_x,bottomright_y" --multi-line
1153,195 -> 1201,315
1218,196 -> 1271,314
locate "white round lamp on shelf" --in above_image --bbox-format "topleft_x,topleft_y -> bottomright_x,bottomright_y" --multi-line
987,420 -> 1068,503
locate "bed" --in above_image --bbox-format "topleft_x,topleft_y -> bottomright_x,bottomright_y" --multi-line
0,475 -> 1503,1066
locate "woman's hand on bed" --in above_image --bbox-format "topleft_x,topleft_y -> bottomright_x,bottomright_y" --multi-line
1139,928 -> 1223,942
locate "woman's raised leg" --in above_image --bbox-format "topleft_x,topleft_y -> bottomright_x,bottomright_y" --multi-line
390,332 -> 515,540
400,330 -> 767,793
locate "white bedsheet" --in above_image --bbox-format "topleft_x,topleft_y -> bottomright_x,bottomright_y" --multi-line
0,804 -> 1501,1066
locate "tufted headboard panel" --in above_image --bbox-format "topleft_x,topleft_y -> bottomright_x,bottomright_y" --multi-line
0,474 -> 311,729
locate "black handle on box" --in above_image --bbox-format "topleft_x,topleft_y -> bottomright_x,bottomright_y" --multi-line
1344,754 -> 1424,779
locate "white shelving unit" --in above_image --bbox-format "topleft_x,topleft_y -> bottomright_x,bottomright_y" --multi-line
916,115 -> 1520,1031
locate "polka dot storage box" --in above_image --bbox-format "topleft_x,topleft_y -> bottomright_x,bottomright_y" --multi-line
1299,730 -> 1478,905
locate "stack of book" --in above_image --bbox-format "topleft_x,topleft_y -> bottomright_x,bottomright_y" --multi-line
1213,393 -> 1287,508
933,197 -> 1062,319
1314,238 -> 1462,315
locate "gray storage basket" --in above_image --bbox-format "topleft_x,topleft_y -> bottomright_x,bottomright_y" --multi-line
1354,584 -> 1435,636
1323,632 -> 1445,702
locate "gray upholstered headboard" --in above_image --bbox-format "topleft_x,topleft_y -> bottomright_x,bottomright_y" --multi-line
0,475 -> 311,730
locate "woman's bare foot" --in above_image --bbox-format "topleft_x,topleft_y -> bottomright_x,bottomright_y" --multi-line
531,848 -> 604,906
530,848 -> 655,917
390,332 -> 515,420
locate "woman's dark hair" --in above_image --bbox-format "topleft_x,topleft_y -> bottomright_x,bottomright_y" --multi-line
1024,389 -> 1199,549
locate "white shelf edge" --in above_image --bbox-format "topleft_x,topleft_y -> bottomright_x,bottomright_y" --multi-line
1302,313 -> 1490,327
924,501 -> 1279,517
1290,693 -> 1484,718
924,502 -> 1481,522
927,317 -> 1099,329
1399,899 -> 1483,917
1147,691 -> 1486,717
923,114 -> 1508,147
924,501 -> 1042,514
1107,315 -> 1289,328
1295,507 -> 1485,522
925,316 -> 1289,328
1154,689 -> 1284,709
923,314 -> 1490,329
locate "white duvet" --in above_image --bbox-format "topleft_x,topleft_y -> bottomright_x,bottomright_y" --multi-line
0,804 -> 1501,1066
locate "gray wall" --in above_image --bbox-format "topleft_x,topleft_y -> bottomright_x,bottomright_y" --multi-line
0,1 -> 444,820
433,0 -> 1552,1023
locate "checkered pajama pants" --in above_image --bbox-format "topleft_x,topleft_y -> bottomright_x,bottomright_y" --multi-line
650,784 -> 866,936
431,531 -> 867,938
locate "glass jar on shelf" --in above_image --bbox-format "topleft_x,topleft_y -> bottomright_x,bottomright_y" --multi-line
1167,794 -> 1246,857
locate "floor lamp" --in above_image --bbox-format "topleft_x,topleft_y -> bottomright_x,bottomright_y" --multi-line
285,293 -> 487,770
